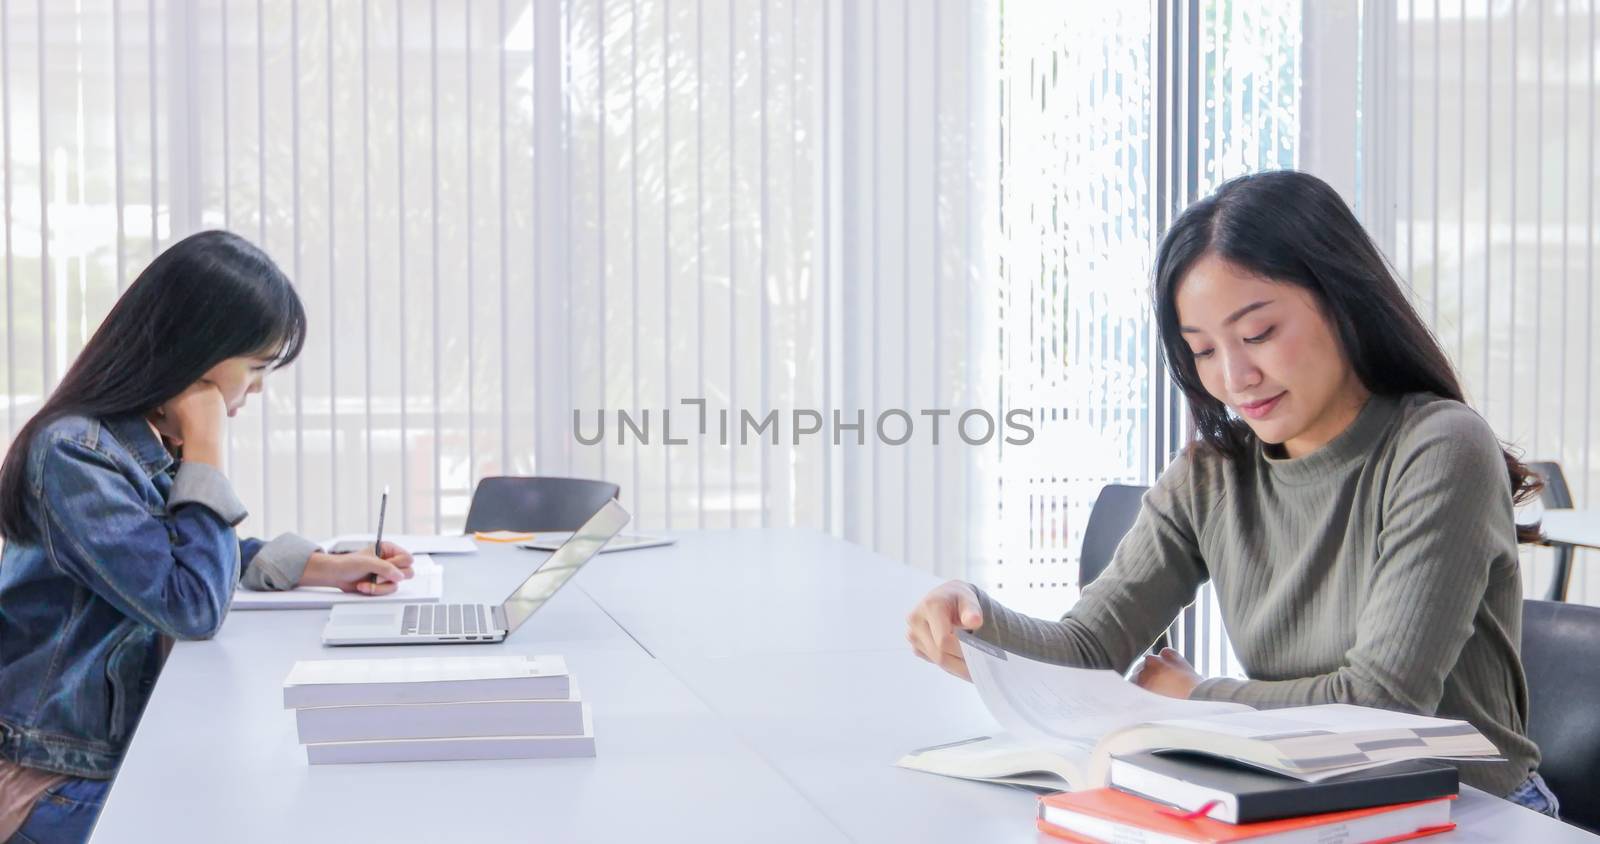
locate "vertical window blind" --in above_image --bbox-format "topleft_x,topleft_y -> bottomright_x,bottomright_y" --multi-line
1329,0 -> 1599,606
20,3 -> 1551,670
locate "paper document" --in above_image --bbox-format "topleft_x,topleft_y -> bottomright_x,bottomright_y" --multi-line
320,533 -> 479,555
232,554 -> 443,610
956,631 -> 1251,746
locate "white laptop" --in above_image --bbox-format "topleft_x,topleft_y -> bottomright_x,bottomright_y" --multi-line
321,500 -> 630,646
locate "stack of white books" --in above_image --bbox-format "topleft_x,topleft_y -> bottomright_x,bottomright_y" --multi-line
281,654 -> 594,764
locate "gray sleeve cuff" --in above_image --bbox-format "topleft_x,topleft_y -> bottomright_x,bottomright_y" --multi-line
240,533 -> 321,591
168,461 -> 249,526
1190,677 -> 1247,702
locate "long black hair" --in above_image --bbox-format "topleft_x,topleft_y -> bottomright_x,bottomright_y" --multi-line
1152,170 -> 1541,542
0,230 -> 306,542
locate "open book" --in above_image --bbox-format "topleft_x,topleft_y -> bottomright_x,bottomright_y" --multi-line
895,632 -> 1500,792
322,534 -> 479,555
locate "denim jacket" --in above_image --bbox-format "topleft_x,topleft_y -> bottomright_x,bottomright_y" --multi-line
0,413 -> 318,778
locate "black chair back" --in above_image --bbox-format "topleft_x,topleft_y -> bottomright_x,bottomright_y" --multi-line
463,476 -> 621,533
1079,484 -> 1149,588
1079,484 -> 1169,653
1521,598 -> 1600,832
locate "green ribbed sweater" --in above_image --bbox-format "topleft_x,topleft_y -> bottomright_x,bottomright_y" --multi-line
972,392 -> 1537,796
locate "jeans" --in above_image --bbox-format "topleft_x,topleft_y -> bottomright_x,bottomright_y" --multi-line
1505,771 -> 1561,820
7,777 -> 109,844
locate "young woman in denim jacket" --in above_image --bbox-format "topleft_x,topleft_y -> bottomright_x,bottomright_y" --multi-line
0,231 -> 415,842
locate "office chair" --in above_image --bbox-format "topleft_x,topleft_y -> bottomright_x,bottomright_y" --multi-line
462,476 -> 621,533
1520,598 -> 1600,832
1079,484 -> 1168,653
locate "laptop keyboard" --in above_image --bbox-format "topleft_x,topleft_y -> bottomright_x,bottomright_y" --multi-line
402,603 -> 488,636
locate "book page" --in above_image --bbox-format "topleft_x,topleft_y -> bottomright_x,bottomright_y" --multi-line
1150,703 -> 1469,738
1099,704 -> 1499,780
895,733 -> 1097,790
957,632 -> 1252,746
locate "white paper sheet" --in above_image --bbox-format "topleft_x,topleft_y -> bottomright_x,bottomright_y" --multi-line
319,534 -> 479,555
232,554 -> 443,610
1151,704 -> 1464,739
956,631 -> 1251,746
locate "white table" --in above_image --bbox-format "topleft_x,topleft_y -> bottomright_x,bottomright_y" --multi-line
1539,509 -> 1600,549
91,530 -> 1597,842
92,540 -> 846,843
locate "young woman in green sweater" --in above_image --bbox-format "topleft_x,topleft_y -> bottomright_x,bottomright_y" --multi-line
905,170 -> 1557,815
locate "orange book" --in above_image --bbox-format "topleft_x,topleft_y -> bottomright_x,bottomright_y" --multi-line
1037,788 -> 1456,844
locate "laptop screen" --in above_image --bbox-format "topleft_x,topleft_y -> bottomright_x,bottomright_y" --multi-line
498,499 -> 631,633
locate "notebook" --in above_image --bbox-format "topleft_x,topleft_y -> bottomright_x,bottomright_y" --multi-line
1036,788 -> 1455,844
294,685 -> 586,743
232,554 -> 442,610
282,654 -> 570,708
1109,752 -> 1459,824
304,708 -> 596,764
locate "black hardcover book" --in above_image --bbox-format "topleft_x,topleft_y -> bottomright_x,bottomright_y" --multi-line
1109,751 -> 1460,825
